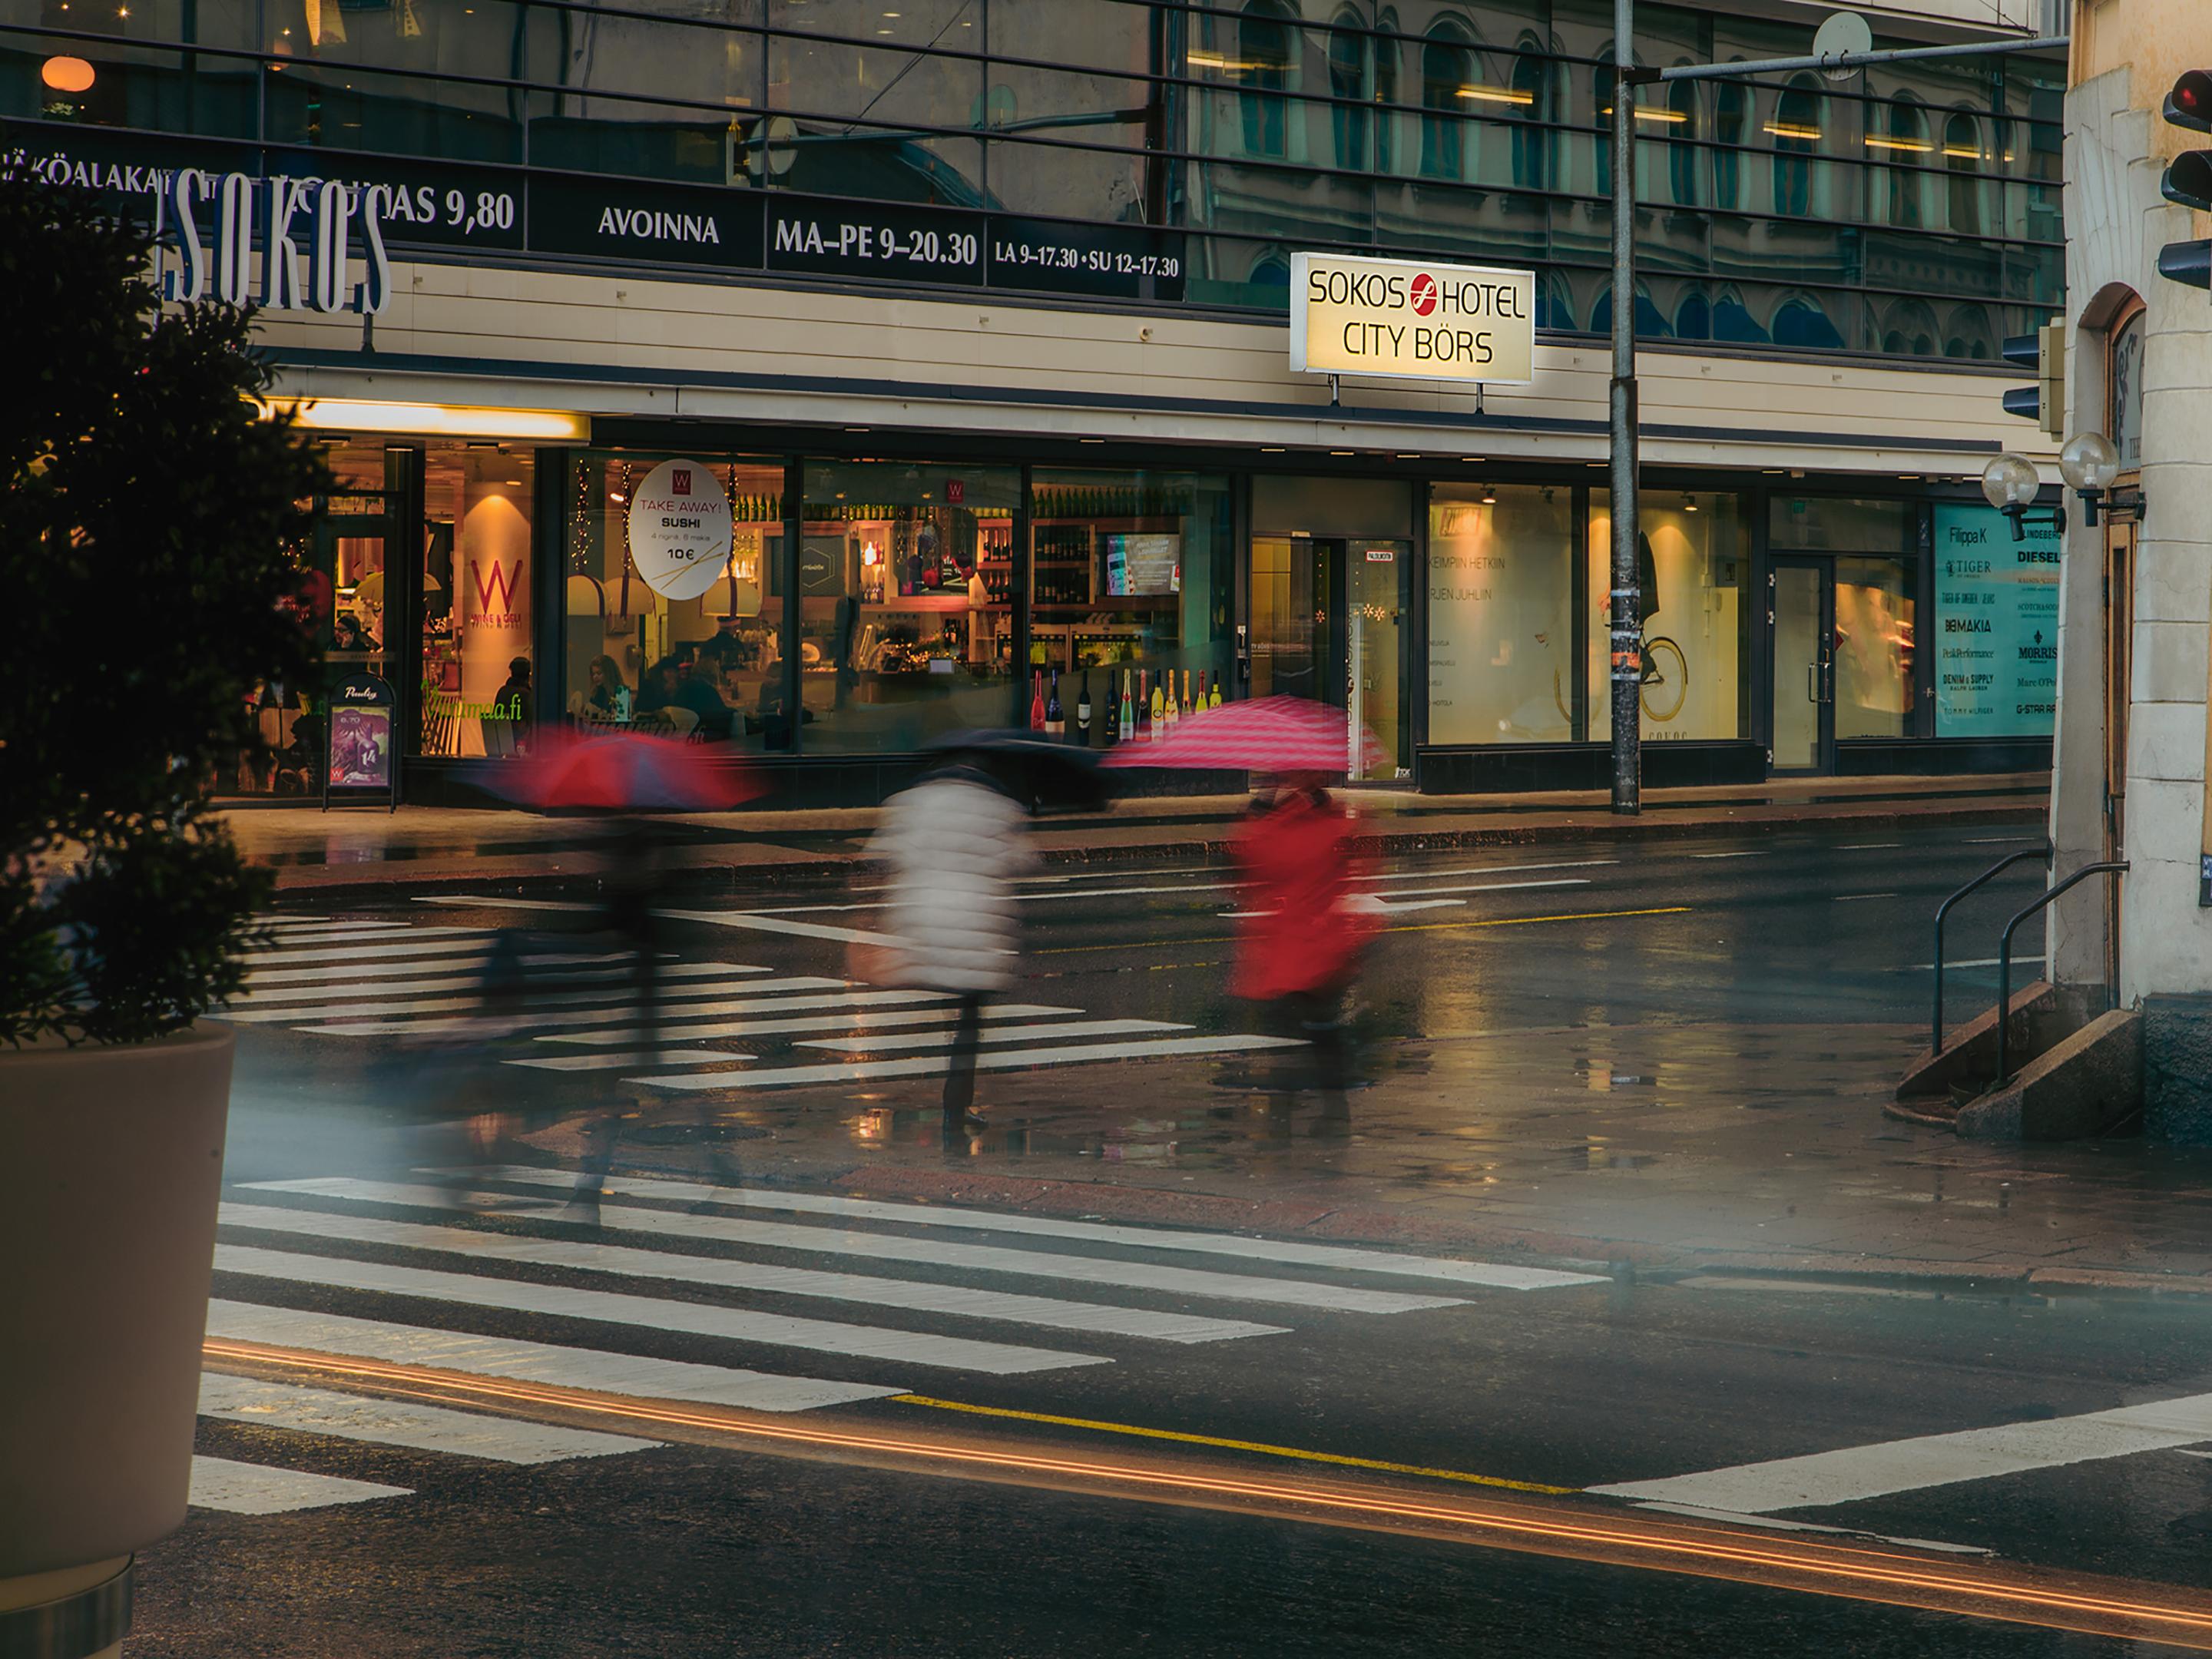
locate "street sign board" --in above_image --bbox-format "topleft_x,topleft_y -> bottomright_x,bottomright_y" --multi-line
1289,252 -> 1536,386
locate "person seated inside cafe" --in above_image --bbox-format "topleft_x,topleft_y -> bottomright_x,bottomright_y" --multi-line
568,654 -> 629,721
636,648 -> 733,740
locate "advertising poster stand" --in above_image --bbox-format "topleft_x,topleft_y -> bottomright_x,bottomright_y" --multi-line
323,672 -> 399,814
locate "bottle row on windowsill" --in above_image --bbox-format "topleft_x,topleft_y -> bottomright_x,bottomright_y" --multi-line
1025,665 -> 1224,741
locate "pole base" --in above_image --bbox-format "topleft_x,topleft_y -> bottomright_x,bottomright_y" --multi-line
0,1558 -> 133,1659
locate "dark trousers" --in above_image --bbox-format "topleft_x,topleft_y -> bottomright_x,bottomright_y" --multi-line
942,993 -> 988,1118
1282,986 -> 1351,1100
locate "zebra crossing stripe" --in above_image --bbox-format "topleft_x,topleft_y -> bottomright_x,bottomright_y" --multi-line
505,1049 -> 751,1072
442,1168 -> 1610,1293
227,974 -> 826,1028
243,938 -> 527,967
219,1199 -> 1286,1344
250,925 -> 483,945
233,965 -> 697,1006
793,1017 -> 1189,1055
213,1243 -> 1108,1376
188,1455 -> 411,1514
300,986 -> 952,1037
540,1003 -> 1081,1048
238,953 -> 689,988
204,1300 -> 902,1412
198,1372 -> 656,1463
631,1034 -> 1304,1091
245,1178 -> 1464,1315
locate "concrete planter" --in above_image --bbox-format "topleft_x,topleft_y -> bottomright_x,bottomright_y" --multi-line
0,1026 -> 233,1581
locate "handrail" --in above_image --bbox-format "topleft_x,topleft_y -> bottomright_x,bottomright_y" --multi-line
1932,843 -> 2051,1052
1994,861 -> 2129,1088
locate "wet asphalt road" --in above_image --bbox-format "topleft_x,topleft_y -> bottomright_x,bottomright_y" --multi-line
136,822 -> 2212,1657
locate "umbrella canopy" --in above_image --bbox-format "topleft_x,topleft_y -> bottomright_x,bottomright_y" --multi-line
926,729 -> 1110,811
495,730 -> 765,813
1101,695 -> 1382,775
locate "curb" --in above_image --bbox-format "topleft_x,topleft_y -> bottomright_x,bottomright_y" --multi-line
261,797 -> 2045,899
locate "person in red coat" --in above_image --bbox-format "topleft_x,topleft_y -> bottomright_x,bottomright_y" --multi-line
1229,776 -> 1375,1115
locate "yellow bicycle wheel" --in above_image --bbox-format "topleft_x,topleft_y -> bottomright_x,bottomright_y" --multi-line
1641,637 -> 1688,724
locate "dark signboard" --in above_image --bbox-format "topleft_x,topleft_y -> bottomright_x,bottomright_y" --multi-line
323,672 -> 397,812
988,217 -> 1187,303
765,194 -> 983,287
8,118 -> 1190,307
528,171 -> 767,269
267,148 -> 524,253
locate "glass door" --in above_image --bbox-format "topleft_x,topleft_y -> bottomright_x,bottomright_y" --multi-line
1249,533 -> 1339,703
1349,539 -> 1409,780
1769,556 -> 1834,772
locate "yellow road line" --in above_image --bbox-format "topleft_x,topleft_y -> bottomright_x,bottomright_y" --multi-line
891,1394 -> 1580,1495
1036,904 -> 1692,955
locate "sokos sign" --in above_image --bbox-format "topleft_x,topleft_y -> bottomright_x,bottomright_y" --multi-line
154,170 -> 394,315
1289,252 -> 1535,386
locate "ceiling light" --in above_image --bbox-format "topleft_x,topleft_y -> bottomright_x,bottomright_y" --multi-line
1864,136 -> 1932,154
1458,84 -> 1535,107
1330,450 -> 1354,457
1682,493 -> 1698,512
259,399 -> 590,442
1763,122 -> 1823,142
41,55 -> 94,92
1479,485 -> 1497,505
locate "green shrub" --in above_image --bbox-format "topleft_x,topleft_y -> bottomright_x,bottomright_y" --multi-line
0,165 -> 328,1045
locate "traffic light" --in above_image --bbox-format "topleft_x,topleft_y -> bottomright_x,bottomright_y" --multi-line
2158,70 -> 2212,290
2000,320 -> 2062,436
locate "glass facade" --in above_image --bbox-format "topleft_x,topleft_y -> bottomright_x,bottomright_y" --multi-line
564,451 -> 783,751
799,459 -> 1019,753
1426,484 -> 1573,743
2,0 -> 2061,360
1587,492 -> 1749,743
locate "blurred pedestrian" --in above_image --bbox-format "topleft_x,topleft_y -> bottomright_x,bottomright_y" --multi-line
869,750 -> 1036,1141
1229,773 -> 1374,1122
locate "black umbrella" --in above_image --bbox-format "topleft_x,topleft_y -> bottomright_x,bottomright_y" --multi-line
925,729 -> 1110,813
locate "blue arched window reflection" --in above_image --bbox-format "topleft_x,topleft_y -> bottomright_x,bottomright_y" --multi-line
1773,294 -> 1844,351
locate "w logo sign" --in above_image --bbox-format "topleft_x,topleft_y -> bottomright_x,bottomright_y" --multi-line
671,469 -> 693,494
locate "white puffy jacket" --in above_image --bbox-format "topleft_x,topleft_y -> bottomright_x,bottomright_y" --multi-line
869,770 -> 1036,993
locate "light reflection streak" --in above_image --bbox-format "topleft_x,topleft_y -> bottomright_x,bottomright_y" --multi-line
204,1339 -> 2212,1644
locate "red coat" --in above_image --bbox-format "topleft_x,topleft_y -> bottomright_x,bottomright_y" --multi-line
1227,790 -> 1375,1001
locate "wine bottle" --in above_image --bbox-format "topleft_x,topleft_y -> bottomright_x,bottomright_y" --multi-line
1045,668 -> 1064,738
1163,675 -> 1179,737
1195,670 -> 1208,710
1119,670 -> 1135,742
1136,670 -> 1151,742
1029,671 -> 1046,732
1208,672 -> 1223,709
1147,671 -> 1164,740
1180,669 -> 1193,718
1076,673 -> 1092,745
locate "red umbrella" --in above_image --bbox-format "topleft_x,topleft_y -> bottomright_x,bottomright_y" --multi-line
1101,694 -> 1382,774
498,730 -> 765,812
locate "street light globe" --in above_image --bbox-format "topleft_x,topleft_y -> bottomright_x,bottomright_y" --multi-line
1980,452 -> 2042,512
2058,431 -> 2121,493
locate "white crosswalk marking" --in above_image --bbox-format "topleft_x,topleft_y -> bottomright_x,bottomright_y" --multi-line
298,985 -> 943,1036
633,1035 -> 1305,1092
1591,1392 -> 2212,1515
795,1018 -> 1189,1055
220,1198 -> 1286,1343
197,1373 -> 656,1463
245,1177 -> 1465,1313
224,974 -> 811,1028
189,1455 -> 412,1514
214,1242 -> 1108,1374
545,1003 -> 1081,1048
205,1299 -> 904,1411
235,915 -> 1306,1093
428,1167 -> 1610,1292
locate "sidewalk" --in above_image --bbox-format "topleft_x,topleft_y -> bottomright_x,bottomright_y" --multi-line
520,1012 -> 2212,1302
227,771 -> 2048,895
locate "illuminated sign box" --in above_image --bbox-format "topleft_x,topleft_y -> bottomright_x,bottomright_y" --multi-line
1289,251 -> 1536,386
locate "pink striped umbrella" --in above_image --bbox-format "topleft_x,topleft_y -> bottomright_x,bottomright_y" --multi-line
1101,694 -> 1382,773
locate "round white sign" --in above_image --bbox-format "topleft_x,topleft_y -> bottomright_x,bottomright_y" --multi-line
626,459 -> 733,601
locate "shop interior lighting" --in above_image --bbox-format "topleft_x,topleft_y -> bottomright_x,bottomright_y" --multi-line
1683,494 -> 1698,512
1479,485 -> 1498,505
1330,450 -> 1355,457
1459,84 -> 1535,106
1863,136 -> 1932,153
263,399 -> 588,442
41,55 -> 94,92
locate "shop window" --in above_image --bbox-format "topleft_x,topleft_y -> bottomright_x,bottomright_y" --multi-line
420,445 -> 535,760
1427,484 -> 1574,744
1767,495 -> 1909,553
1770,75 -> 1821,218
1328,14 -> 1369,171
562,451 -> 783,752
1588,492 -> 1750,743
800,460 -> 1020,753
1237,2 -> 1294,161
1509,47 -> 1550,190
1944,111 -> 1982,235
1931,503 -> 2057,739
1419,25 -> 1471,181
1028,469 -> 1233,747
1834,555 -> 1916,740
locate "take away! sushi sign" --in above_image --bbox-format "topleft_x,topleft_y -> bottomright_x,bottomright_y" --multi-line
1289,252 -> 1535,386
